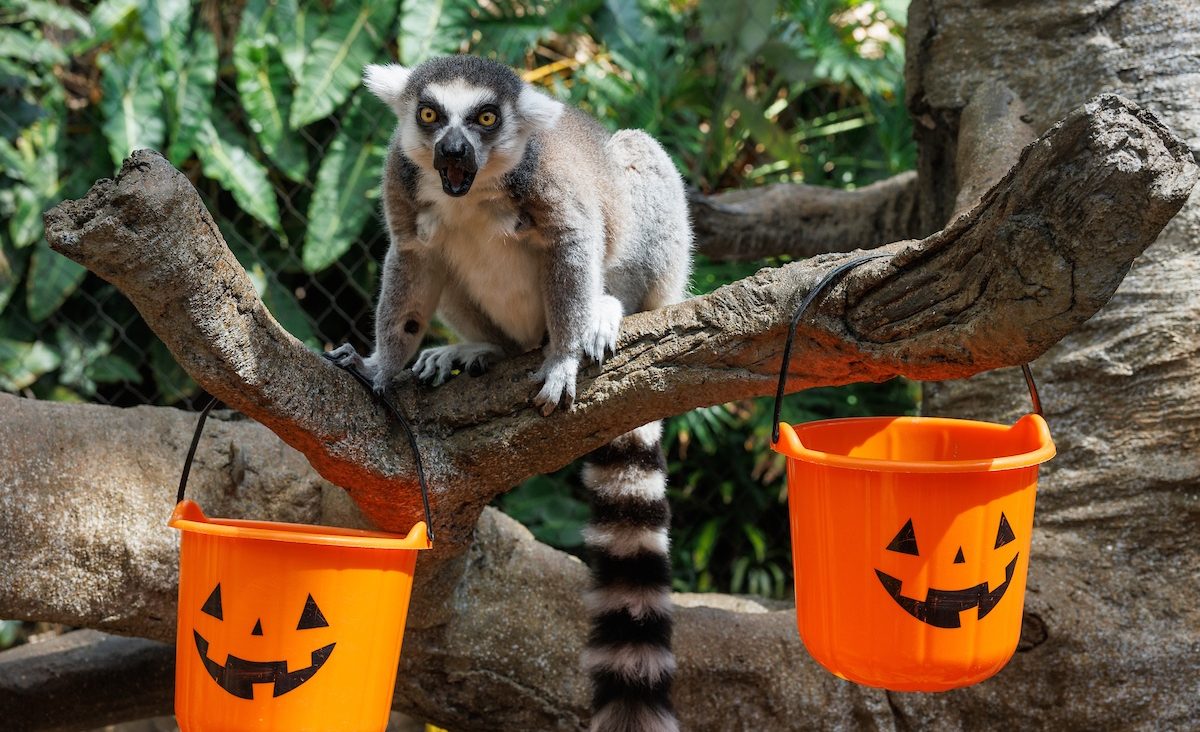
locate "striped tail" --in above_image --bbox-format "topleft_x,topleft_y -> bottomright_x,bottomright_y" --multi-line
581,421 -> 677,732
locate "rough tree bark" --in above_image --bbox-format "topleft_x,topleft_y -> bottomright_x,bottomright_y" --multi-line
0,28 -> 1196,732
896,0 -> 1200,728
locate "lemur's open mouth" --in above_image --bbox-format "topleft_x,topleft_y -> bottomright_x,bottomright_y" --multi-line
438,162 -> 475,197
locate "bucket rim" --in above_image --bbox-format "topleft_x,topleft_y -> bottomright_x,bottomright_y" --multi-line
168,500 -> 431,549
772,413 -> 1055,473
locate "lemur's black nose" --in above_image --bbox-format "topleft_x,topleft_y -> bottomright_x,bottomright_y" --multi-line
433,128 -> 478,196
440,136 -> 467,158
434,128 -> 474,165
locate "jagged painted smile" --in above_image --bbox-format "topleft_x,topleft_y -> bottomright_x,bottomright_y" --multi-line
874,554 -> 1018,629
193,630 -> 335,699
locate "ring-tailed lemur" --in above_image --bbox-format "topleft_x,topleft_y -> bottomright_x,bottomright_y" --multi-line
327,55 -> 692,732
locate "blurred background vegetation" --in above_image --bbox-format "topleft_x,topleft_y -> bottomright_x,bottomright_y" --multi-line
0,0 -> 917,627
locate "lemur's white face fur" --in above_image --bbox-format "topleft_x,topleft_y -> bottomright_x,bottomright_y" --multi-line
364,58 -> 563,197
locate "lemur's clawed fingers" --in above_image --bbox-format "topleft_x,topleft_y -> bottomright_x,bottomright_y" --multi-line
371,361 -> 402,393
327,343 -> 386,387
533,356 -> 578,416
583,295 -> 623,366
413,342 -> 503,386
412,347 -> 455,386
325,343 -> 365,370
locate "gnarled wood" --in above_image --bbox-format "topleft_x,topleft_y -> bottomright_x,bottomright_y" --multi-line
41,94 -> 1196,553
9,90 -> 1194,729
0,630 -> 173,732
690,170 -> 923,260
898,0 -> 1200,728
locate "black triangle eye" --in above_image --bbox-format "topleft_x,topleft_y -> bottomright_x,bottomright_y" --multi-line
995,512 -> 1016,548
886,519 -> 919,555
201,584 -> 223,620
296,594 -> 329,630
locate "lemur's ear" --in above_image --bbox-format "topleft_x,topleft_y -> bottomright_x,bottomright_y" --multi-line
363,64 -> 411,111
518,86 -> 564,131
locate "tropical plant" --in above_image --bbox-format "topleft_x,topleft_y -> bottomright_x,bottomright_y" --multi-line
2,0 -> 914,597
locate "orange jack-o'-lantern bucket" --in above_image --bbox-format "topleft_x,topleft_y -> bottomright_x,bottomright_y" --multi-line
169,385 -> 432,731
770,255 -> 1055,692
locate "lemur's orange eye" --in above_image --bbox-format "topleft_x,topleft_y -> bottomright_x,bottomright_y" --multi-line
419,106 -> 438,124
477,110 -> 498,127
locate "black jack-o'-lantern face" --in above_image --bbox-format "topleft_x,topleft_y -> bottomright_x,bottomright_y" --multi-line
874,514 -> 1019,628
192,583 -> 335,699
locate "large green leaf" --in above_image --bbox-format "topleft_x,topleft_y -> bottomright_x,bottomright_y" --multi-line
26,239 -> 86,322
289,1 -> 396,128
8,185 -> 43,249
99,49 -> 166,168
89,0 -> 139,33
53,325 -> 142,396
400,0 -> 590,65
262,277 -> 317,345
234,0 -> 308,181
0,338 -> 61,391
700,0 -> 778,64
138,0 -> 189,64
0,136 -> 25,180
399,0 -> 464,65
0,236 -> 27,316
3,1 -> 93,34
269,0 -> 310,82
194,117 -> 282,232
302,93 -> 386,272
6,116 -> 64,250
0,28 -> 68,65
165,29 -> 217,164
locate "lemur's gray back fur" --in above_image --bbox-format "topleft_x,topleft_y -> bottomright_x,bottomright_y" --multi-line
329,55 -> 691,732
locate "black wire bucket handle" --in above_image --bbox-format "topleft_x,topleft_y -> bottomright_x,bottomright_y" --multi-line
770,253 -> 1043,445
176,363 -> 435,543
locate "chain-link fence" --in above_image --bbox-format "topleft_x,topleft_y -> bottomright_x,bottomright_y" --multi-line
14,73 -> 392,408
3,0 -> 914,605
1,0 -> 911,413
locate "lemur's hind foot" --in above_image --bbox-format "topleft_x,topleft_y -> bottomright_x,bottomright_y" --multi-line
412,342 -> 505,386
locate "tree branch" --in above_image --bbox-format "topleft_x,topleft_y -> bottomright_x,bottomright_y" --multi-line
42,94 -> 1196,552
0,395 -> 897,730
10,92 -> 1197,731
689,170 -> 923,260
952,80 -> 1037,218
0,630 -> 173,732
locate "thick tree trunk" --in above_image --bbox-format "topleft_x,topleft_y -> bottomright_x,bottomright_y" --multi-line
903,0 -> 1200,727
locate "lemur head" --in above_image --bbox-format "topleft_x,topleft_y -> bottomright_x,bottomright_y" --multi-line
364,56 -> 564,197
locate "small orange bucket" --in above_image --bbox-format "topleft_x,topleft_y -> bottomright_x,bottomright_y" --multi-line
770,255 -> 1055,691
169,389 -> 432,731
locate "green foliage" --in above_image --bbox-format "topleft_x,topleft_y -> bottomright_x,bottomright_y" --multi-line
302,94 -> 389,272
2,0 -> 916,597
289,1 -> 396,127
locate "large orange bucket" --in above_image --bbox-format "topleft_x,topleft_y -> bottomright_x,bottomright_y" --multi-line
169,387 -> 432,731
773,413 -> 1053,690
769,255 -> 1055,691
170,501 -> 428,730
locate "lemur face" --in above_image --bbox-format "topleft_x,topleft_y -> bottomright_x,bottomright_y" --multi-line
364,57 -> 563,197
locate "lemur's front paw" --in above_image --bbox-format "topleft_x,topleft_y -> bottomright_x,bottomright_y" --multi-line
583,295 -> 623,365
325,343 -> 370,374
533,355 -> 578,416
412,342 -> 503,386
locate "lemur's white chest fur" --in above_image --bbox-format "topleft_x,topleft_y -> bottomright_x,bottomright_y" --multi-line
419,176 -> 545,349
